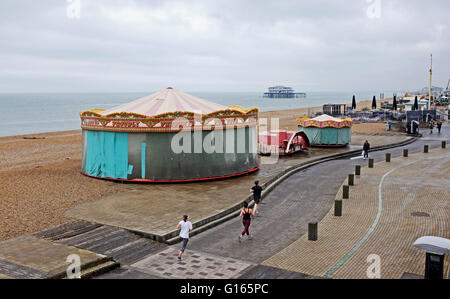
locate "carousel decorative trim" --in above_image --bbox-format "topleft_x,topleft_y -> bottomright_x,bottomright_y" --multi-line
297,118 -> 353,128
80,108 -> 258,132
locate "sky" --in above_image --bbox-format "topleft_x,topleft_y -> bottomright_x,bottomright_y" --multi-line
0,0 -> 449,93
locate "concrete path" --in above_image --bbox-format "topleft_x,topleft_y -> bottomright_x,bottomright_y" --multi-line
185,132 -> 445,264
112,126 -> 446,279
94,125 -> 449,279
264,148 -> 450,278
65,135 -> 408,240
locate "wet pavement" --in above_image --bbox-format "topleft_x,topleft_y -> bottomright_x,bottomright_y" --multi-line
65,134 -> 409,240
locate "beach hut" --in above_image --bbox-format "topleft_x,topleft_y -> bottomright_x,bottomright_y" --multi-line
297,114 -> 352,147
79,88 -> 259,182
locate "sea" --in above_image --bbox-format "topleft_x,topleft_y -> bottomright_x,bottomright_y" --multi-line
0,91 -> 395,137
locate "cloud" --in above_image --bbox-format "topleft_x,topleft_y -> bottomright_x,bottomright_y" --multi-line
0,0 -> 449,92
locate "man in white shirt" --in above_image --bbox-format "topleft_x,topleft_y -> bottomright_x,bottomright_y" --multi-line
177,215 -> 193,261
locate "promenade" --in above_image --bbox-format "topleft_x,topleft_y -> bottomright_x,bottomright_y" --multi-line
65,134 -> 408,240
264,147 -> 450,278
0,126 -> 448,279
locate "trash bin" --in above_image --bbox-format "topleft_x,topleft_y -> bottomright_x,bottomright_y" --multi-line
413,236 -> 450,280
407,121 -> 419,135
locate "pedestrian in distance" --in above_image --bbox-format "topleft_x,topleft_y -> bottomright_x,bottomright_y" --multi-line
386,120 -> 392,131
250,180 -> 263,216
363,140 -> 370,160
177,215 -> 193,261
437,121 -> 442,134
238,202 -> 254,242
429,121 -> 434,134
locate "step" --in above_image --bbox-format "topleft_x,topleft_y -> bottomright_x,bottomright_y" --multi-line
50,255 -> 115,279
80,261 -> 120,279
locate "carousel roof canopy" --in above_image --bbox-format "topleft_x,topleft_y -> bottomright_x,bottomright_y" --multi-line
100,88 -> 228,117
80,88 -> 257,118
79,88 -> 258,132
312,114 -> 347,122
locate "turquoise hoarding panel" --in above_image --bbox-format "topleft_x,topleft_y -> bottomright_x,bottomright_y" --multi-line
141,142 -> 147,179
85,131 -> 129,179
298,126 -> 351,145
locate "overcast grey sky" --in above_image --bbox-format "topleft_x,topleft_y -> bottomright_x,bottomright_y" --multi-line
0,0 -> 449,92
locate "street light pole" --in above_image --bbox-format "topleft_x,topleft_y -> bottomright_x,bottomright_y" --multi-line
429,54 -> 432,109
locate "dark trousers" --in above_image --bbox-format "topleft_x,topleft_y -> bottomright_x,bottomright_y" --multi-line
363,150 -> 369,158
180,238 -> 189,252
241,219 -> 251,236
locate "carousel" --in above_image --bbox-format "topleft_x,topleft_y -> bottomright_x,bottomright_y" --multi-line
297,114 -> 352,147
79,88 -> 259,182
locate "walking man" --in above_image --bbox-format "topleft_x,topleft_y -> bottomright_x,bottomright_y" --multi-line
430,121 -> 434,134
363,140 -> 370,160
177,215 -> 193,261
250,181 -> 263,216
437,121 -> 442,134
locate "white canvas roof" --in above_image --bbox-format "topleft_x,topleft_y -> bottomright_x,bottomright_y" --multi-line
312,114 -> 345,122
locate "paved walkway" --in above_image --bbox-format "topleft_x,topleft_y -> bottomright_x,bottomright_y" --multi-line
66,134 -> 408,240
263,148 -> 450,278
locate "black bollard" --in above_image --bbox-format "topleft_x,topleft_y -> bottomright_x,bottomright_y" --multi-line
403,149 -> 408,157
334,200 -> 342,217
308,222 -> 318,241
343,185 -> 349,199
368,158 -> 374,168
442,141 -> 447,149
385,153 -> 391,162
424,145 -> 429,153
348,174 -> 354,186
355,165 -> 361,176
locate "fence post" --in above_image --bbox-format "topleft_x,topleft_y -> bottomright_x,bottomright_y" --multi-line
334,200 -> 342,217
343,185 -> 349,199
385,153 -> 391,162
348,174 -> 354,186
308,222 -> 318,241
368,158 -> 374,168
355,165 -> 361,176
424,145 -> 429,153
403,149 -> 408,157
442,141 -> 446,149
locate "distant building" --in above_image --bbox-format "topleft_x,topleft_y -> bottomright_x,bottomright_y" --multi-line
263,86 -> 306,98
410,86 -> 443,96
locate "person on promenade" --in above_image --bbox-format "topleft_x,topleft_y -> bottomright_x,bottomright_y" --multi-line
437,121 -> 442,134
386,120 -> 392,131
363,140 -> 370,160
250,181 -> 263,216
177,215 -> 193,261
239,202 -> 254,242
429,121 -> 434,134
